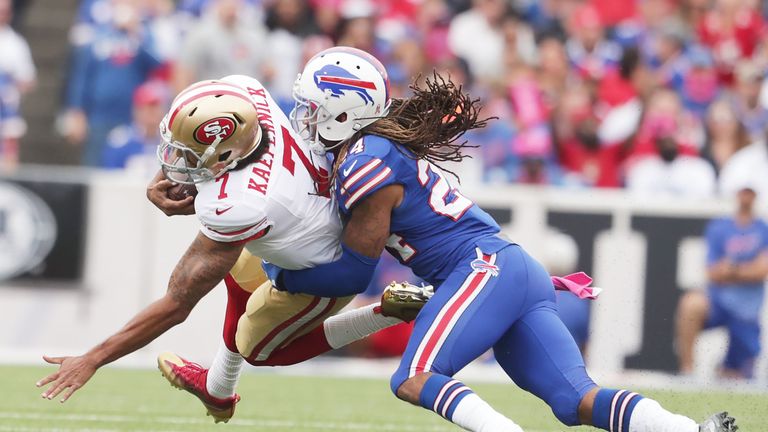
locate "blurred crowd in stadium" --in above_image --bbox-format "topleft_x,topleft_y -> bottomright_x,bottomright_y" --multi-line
1,0 -> 767,197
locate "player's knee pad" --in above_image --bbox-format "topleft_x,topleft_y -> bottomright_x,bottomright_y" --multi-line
548,390 -> 585,426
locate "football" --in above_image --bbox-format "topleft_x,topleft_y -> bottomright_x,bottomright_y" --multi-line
167,183 -> 198,201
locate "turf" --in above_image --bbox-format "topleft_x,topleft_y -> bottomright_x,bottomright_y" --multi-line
3,365 -> 764,431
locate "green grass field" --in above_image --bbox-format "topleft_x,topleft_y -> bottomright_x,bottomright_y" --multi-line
2,365 -> 764,431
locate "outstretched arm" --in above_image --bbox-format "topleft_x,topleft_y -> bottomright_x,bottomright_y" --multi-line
37,232 -> 244,402
276,185 -> 404,297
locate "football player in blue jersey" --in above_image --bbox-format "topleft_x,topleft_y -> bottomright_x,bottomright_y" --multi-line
267,47 -> 738,432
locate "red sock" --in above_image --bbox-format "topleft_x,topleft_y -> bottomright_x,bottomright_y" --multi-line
247,325 -> 333,366
222,274 -> 251,352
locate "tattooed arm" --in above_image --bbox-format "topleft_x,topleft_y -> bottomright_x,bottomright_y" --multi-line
37,233 -> 244,402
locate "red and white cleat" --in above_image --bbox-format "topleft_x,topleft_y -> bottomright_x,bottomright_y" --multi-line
157,352 -> 240,423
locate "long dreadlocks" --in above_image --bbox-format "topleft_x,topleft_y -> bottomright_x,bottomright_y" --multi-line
335,72 -> 493,180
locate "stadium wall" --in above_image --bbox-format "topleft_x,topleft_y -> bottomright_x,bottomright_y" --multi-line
0,170 -> 765,383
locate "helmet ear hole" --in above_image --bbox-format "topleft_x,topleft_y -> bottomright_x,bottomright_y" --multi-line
335,112 -> 348,122
218,150 -> 232,162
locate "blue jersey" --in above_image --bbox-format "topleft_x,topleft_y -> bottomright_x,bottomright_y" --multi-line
706,217 -> 768,291
335,135 -> 509,285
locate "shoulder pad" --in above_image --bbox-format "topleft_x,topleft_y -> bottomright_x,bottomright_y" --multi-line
347,135 -> 395,159
336,136 -> 399,212
195,189 -> 271,243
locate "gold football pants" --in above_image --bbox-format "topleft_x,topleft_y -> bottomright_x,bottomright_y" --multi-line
227,250 -> 353,361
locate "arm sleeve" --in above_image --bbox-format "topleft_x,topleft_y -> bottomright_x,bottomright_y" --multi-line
336,154 -> 396,213
705,220 -> 725,265
137,28 -> 164,70
278,243 -> 379,297
65,45 -> 92,109
760,223 -> 768,251
197,205 -> 271,244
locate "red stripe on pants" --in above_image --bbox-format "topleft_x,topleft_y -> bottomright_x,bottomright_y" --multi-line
245,298 -> 337,366
414,254 -> 491,374
223,274 -> 251,352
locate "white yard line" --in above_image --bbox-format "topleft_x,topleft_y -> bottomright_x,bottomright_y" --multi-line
0,412 -> 448,432
0,427 -> 182,432
0,412 -> 554,432
0,426 -> 125,432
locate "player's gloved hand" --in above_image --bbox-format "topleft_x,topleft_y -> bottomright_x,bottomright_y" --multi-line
261,261 -> 286,291
146,171 -> 196,216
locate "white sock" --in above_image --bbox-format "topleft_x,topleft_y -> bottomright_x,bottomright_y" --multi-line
323,303 -> 402,349
451,393 -> 524,432
629,399 -> 699,432
205,343 -> 244,399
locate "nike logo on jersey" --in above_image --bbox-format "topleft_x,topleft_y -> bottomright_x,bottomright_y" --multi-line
342,160 -> 358,177
215,206 -> 234,215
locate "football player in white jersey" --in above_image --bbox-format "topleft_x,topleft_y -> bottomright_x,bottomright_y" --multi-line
36,76 -> 428,421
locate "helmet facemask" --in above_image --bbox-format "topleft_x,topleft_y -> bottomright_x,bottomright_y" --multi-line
290,82 -> 349,156
157,126 -> 227,184
156,81 -> 264,184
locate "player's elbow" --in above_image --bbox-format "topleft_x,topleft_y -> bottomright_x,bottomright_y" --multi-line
170,306 -> 192,324
164,296 -> 193,325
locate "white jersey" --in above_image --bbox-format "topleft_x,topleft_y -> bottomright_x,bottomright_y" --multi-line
194,75 -> 342,270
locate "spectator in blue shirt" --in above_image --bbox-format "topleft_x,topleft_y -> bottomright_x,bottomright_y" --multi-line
0,0 -> 35,169
63,0 -> 163,166
676,182 -> 768,379
101,80 -> 169,173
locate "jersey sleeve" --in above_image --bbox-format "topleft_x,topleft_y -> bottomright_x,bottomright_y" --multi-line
335,136 -> 398,213
705,219 -> 725,265
197,203 -> 271,244
760,222 -> 768,251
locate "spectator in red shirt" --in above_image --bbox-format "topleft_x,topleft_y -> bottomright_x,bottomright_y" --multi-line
590,0 -> 637,26
697,0 -> 766,84
631,88 -> 703,159
555,87 -> 626,188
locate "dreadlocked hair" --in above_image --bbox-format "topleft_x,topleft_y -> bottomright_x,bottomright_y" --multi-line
353,72 -> 493,179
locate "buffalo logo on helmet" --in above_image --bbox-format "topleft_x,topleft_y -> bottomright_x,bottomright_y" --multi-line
193,117 -> 237,145
314,64 -> 377,104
